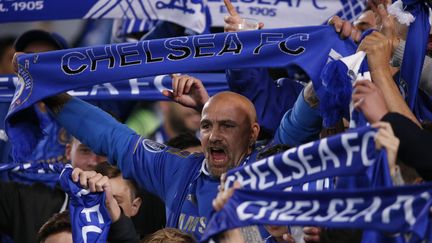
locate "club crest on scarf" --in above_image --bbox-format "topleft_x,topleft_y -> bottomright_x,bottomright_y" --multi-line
10,64 -> 33,111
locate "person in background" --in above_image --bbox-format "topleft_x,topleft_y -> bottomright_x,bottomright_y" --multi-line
142,228 -> 196,243
37,211 -> 72,243
166,133 -> 202,153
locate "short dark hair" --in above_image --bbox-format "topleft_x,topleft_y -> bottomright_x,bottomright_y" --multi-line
257,144 -> 292,160
0,36 -> 16,58
166,133 -> 201,150
14,29 -> 68,52
37,211 -> 71,242
95,162 -> 140,199
141,228 -> 196,243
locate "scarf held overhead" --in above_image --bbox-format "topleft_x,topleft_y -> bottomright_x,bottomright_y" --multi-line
0,73 -> 228,102
8,26 -> 357,162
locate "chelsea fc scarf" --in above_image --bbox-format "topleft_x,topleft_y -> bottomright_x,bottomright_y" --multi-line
59,165 -> 111,243
7,26 -> 357,162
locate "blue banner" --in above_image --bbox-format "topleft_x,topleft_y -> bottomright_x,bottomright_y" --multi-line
10,26 -> 356,116
203,182 -> 432,242
0,0 -> 367,33
0,0 -> 207,33
7,26 -> 357,162
208,0 -> 366,28
0,73 -> 228,102
225,125 -> 378,191
0,161 -> 65,187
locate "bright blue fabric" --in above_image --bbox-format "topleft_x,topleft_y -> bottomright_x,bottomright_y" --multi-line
59,165 -> 111,243
226,68 -> 304,136
273,89 -> 322,146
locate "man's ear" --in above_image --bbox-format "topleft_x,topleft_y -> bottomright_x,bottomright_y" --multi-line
65,143 -> 72,160
130,197 -> 142,217
250,123 -> 260,146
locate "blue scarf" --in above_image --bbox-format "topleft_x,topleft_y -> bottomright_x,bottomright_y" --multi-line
202,182 -> 432,242
224,125 -> 379,191
59,165 -> 111,243
0,161 -> 65,187
400,0 -> 431,110
7,26 -> 357,163
0,73 -> 228,102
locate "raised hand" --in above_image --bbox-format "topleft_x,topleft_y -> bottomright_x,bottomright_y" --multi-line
162,74 -> 210,112
327,15 -> 362,42
352,80 -> 389,123
212,173 -> 241,211
223,0 -> 264,32
372,121 -> 400,176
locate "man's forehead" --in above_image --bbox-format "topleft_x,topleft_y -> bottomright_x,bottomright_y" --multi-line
201,104 -> 248,123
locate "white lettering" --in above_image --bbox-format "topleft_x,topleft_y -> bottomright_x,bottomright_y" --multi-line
129,78 -> 150,94
341,132 -> 360,166
318,138 -> 340,170
298,142 -> 321,175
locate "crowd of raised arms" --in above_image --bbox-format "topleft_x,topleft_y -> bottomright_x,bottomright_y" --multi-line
0,0 -> 432,242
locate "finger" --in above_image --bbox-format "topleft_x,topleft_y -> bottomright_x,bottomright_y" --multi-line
371,121 -> 386,129
334,17 -> 343,32
353,79 -> 372,88
258,22 -> 264,29
224,25 -> 239,32
173,76 -> 180,97
88,173 -> 103,192
212,197 -> 224,211
224,15 -> 241,25
341,21 -> 353,39
353,81 -> 375,93
170,73 -> 181,79
303,227 -> 319,234
374,134 -> 384,150
233,181 -> 241,189
351,28 -> 362,42
351,92 -> 364,103
177,76 -> 188,96
103,182 -> 113,200
283,233 -> 295,243
162,89 -> 174,98
224,0 -> 238,16
184,78 -> 196,94
72,168 -> 83,182
95,176 -> 109,192
79,171 -> 96,189
376,4 -> 388,21
328,16 -> 342,32
12,52 -> 24,74
353,97 -> 365,110
372,122 -> 393,135
220,173 -> 227,192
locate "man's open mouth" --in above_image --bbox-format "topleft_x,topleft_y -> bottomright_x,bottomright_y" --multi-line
210,147 -> 227,163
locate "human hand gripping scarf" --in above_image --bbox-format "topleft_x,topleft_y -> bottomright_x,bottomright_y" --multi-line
59,165 -> 111,243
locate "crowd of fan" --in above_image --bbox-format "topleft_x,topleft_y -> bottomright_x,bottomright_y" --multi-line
0,0 -> 431,242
